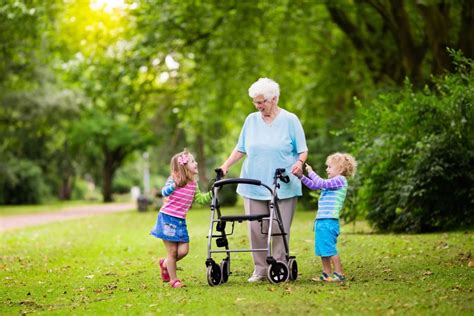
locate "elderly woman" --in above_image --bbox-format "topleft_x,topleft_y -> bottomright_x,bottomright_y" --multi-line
220,77 -> 308,282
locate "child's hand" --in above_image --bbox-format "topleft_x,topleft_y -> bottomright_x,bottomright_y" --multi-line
305,164 -> 313,173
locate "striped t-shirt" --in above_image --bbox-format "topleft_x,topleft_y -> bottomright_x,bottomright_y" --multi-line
160,177 -> 211,219
300,172 -> 348,219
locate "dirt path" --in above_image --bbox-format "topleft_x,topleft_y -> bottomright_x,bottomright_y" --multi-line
0,202 -> 135,232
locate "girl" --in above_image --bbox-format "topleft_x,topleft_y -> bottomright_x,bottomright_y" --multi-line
294,152 -> 357,282
150,150 -> 211,288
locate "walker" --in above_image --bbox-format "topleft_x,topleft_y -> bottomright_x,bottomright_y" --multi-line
205,168 -> 298,286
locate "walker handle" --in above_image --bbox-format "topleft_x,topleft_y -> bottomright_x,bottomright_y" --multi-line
214,168 -> 224,181
213,178 -> 261,188
275,168 -> 290,183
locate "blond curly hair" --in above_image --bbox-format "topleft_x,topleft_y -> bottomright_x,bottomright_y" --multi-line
327,152 -> 357,177
170,149 -> 195,188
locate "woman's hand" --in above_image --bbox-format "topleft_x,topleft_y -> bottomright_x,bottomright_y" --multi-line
292,168 -> 303,178
219,165 -> 228,176
291,160 -> 304,177
220,150 -> 245,176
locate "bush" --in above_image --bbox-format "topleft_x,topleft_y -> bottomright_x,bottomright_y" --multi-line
207,178 -> 238,207
112,176 -> 134,194
71,178 -> 88,200
350,51 -> 473,232
113,164 -> 143,194
0,158 -> 49,204
217,183 -> 238,207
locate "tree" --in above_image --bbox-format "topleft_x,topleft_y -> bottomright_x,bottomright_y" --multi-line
54,2 -> 162,201
0,1 -> 57,91
132,0 -> 369,190
69,111 -> 152,202
0,1 -> 83,202
0,87 -> 81,202
326,0 -> 474,86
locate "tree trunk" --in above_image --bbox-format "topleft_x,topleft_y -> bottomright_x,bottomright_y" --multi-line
101,147 -> 127,202
458,0 -> 474,59
327,1 -> 468,87
58,175 -> 74,200
417,2 -> 453,75
387,0 -> 426,85
102,161 -> 115,203
196,134 -> 209,188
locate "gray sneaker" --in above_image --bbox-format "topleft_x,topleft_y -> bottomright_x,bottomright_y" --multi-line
247,274 -> 266,282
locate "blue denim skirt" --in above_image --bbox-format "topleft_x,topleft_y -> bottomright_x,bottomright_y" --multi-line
150,212 -> 190,243
315,219 -> 340,257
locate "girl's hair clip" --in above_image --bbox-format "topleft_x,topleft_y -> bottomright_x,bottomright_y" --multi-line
177,154 -> 189,165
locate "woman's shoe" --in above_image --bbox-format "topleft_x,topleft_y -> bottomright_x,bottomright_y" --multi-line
247,274 -> 266,282
170,279 -> 185,288
159,258 -> 170,282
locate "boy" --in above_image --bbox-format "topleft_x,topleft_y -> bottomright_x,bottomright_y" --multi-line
295,153 -> 357,281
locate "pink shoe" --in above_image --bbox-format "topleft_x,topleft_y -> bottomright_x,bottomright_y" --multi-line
170,279 -> 185,288
159,258 -> 170,282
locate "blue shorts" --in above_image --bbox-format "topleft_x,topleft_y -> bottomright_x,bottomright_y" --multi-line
150,212 -> 189,243
315,219 -> 340,257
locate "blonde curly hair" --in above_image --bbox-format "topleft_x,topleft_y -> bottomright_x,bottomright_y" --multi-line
327,152 -> 357,177
170,149 -> 195,187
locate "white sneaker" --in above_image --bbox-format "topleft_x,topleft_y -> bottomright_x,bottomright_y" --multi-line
247,274 -> 266,282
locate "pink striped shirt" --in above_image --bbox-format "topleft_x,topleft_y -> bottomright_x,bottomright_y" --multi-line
160,179 -> 197,219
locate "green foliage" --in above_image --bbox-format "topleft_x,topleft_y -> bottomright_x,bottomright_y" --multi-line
55,2 -> 165,201
216,184 -> 238,207
0,158 -> 49,204
350,52 -> 474,232
112,174 -> 137,194
325,1 -> 469,86
0,87 -> 82,201
71,178 -> 88,200
1,0 -> 472,212
0,0 -> 59,90
206,176 -> 238,207
133,0 -> 368,185
70,179 -> 102,202
69,111 -> 151,163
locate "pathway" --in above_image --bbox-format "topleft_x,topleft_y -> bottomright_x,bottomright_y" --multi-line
0,202 -> 135,232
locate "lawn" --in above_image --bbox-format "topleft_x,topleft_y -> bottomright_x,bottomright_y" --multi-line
0,201 -> 100,216
0,195 -> 132,217
1,206 -> 472,315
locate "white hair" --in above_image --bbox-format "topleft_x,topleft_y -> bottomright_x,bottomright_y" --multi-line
248,77 -> 280,102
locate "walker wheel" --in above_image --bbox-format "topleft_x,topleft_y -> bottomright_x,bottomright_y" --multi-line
288,258 -> 298,281
267,260 -> 289,284
220,259 -> 230,284
207,262 -> 222,286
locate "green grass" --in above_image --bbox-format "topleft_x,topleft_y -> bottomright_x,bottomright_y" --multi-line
1,207 -> 473,315
0,198 -> 132,216
0,201 -> 100,216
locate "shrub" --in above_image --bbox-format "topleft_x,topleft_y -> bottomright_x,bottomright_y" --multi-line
350,51 -> 473,232
71,178 -> 89,200
207,178 -> 238,207
112,176 -> 134,194
0,158 -> 49,204
217,183 -> 238,207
